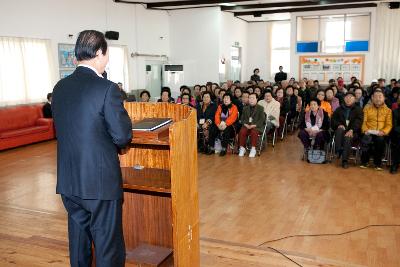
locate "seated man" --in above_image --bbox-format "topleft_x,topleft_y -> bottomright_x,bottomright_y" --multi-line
258,90 -> 280,135
298,98 -> 330,150
360,89 -> 392,170
208,94 -> 238,157
331,92 -> 363,169
238,93 -> 265,158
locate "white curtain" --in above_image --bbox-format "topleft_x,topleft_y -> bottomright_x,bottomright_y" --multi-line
0,37 -> 56,106
374,4 -> 400,80
106,45 -> 130,91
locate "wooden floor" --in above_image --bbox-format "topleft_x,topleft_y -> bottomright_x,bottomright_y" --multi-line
0,135 -> 399,267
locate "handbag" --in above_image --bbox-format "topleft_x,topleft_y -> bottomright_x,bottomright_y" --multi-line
307,149 -> 326,164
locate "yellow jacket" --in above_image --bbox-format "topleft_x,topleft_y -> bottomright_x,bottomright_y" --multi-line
362,104 -> 392,135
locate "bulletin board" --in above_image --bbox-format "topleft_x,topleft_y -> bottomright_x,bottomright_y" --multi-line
299,55 -> 365,84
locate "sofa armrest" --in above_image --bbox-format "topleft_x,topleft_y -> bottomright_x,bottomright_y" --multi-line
36,118 -> 53,127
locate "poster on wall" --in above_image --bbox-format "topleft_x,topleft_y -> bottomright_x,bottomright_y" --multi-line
58,43 -> 77,80
299,55 -> 365,84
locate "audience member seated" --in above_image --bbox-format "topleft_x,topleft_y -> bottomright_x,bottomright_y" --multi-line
140,90 -> 151,102
196,92 -> 217,154
117,82 -> 128,100
360,89 -> 392,170
176,86 -> 196,106
325,87 -> 340,112
258,90 -> 280,135
298,98 -> 330,150
254,86 -> 262,100
293,87 -> 303,113
238,93 -> 265,158
208,94 -> 238,157
194,84 -> 201,104
180,93 -> 194,107
354,88 -> 367,108
305,89 -> 332,117
283,85 -> 298,123
391,104 -> 400,174
157,87 -> 175,103
43,93 -> 52,118
241,91 -> 250,107
298,80 -> 311,108
388,87 -> 399,110
331,92 -> 363,169
251,68 -> 261,83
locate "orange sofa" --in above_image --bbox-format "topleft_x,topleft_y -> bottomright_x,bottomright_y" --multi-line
0,104 -> 55,150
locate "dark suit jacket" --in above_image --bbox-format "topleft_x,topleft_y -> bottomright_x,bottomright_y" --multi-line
274,71 -> 287,83
52,66 -> 132,200
196,102 -> 217,125
331,104 -> 363,134
42,102 -> 52,118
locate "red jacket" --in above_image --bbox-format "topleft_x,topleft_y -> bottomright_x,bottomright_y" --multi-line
215,104 -> 238,127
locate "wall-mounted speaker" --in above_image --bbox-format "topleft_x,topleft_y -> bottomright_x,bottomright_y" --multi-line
105,31 -> 119,40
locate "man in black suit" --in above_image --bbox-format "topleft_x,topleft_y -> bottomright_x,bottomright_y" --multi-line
52,30 -> 132,267
274,66 -> 287,83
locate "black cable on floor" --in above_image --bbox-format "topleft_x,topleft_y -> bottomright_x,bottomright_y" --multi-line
258,224 -> 400,247
258,224 -> 400,267
267,246 -> 303,267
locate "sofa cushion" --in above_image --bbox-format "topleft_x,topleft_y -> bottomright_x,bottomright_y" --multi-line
0,125 -> 49,139
0,104 -> 43,132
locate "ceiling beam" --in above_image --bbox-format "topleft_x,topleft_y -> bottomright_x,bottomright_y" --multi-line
222,0 -> 381,11
146,0 -> 255,9
233,3 -> 377,16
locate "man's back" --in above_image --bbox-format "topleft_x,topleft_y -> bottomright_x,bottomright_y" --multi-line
52,66 -> 132,200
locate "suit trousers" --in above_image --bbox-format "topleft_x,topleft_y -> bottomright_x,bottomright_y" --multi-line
61,195 -> 125,267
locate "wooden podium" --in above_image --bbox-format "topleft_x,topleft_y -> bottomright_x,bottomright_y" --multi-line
119,102 -> 200,267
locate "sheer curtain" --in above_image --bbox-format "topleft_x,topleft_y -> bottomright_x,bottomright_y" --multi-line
0,37 -> 56,106
270,21 -> 291,80
106,45 -> 130,91
374,3 -> 400,80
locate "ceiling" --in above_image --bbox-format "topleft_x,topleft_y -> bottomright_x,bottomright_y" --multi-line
114,0 -> 384,22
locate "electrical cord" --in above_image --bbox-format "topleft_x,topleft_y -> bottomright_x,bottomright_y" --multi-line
258,224 -> 400,266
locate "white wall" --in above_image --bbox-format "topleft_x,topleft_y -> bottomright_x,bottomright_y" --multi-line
0,0 -> 170,91
169,7 -> 221,86
246,23 -> 269,81
220,12 -> 248,82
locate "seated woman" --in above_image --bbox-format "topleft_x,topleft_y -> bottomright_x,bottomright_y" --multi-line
325,87 -> 340,112
208,94 -> 239,156
157,87 -> 175,103
305,89 -> 332,117
283,85 -> 298,123
293,87 -> 303,113
238,93 -> 265,158
258,90 -> 280,135
176,87 -> 196,106
275,88 -> 288,133
180,93 -> 195,107
298,98 -> 330,150
140,90 -> 151,102
196,92 -> 217,153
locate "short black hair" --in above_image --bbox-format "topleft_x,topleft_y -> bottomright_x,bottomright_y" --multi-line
249,93 -> 258,98
117,82 -> 122,85
140,90 -> 151,98
253,68 -> 260,74
181,92 -> 191,99
310,97 -> 321,106
161,87 -> 171,97
180,85 -> 189,91
242,90 -> 250,96
47,93 -> 52,101
223,93 -> 233,102
263,89 -> 273,97
325,87 -> 334,94
202,91 -> 212,98
75,30 -> 108,61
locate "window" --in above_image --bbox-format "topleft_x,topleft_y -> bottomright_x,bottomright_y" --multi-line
296,13 -> 370,53
0,37 -> 55,106
271,22 -> 291,77
106,45 -> 130,91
